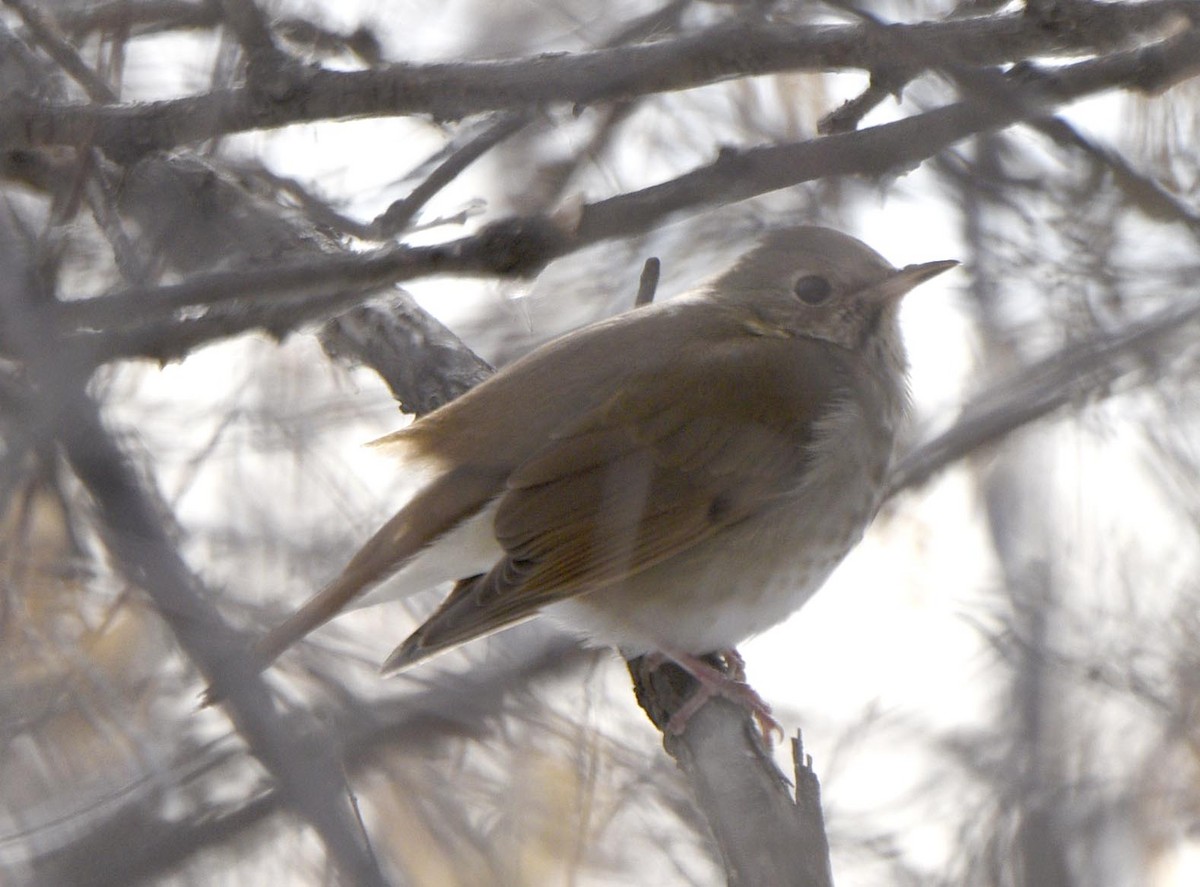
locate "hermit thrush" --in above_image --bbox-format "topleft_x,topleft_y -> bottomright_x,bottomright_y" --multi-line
256,226 -> 955,692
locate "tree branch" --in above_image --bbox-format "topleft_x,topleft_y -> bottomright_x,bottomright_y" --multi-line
319,289 -> 494,416
52,26 -> 1200,339
629,657 -> 834,886
888,294 -> 1200,497
5,2 -> 1189,159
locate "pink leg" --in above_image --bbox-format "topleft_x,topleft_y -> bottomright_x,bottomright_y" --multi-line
651,649 -> 782,743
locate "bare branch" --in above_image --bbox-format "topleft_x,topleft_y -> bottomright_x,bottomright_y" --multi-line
3,0 -> 117,102
5,3 -> 1189,159
888,295 -> 1200,496
1030,115 -> 1200,235
629,657 -> 834,886
54,0 -> 220,39
51,30 -> 1200,338
320,289 -> 494,415
367,111 -> 532,239
214,0 -> 280,60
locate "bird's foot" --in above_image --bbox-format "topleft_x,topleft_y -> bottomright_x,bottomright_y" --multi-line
651,649 -> 782,744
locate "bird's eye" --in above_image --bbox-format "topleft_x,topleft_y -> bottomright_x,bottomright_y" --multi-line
792,274 -> 832,305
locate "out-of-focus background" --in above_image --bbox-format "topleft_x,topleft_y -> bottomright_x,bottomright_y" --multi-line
2,1 -> 1199,884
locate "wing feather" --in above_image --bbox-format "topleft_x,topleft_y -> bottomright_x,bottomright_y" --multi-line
384,337 -> 857,670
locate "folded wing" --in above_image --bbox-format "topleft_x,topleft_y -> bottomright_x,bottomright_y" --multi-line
383,336 -> 851,670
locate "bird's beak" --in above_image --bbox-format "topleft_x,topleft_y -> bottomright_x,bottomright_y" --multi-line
876,259 -> 959,302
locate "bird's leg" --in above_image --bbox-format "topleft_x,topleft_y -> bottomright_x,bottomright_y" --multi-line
649,649 -> 783,743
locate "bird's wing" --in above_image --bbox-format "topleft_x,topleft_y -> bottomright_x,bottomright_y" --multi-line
383,335 -> 853,671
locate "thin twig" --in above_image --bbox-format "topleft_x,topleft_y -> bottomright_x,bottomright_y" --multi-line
634,256 -> 661,306
1030,115 -> 1200,236
369,112 -> 532,239
4,0 -> 117,102
215,0 -> 282,62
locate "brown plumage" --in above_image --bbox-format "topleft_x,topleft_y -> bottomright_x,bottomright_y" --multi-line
255,226 -> 956,678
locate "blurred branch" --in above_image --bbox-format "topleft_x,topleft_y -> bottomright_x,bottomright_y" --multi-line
212,0 -> 297,102
215,0 -> 280,60
53,1 -> 220,39
0,209 -> 391,887
1030,115 -> 1200,236
360,0 -> 693,238
3,0 -> 117,102
365,112 -> 532,239
833,0 -> 1200,235
59,402 -> 392,887
5,2 -> 1190,159
888,294 -> 1200,496
51,26 -> 1200,338
575,19 -> 1200,242
29,639 -> 595,885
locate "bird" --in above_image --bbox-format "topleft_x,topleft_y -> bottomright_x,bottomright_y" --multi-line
254,226 -> 955,725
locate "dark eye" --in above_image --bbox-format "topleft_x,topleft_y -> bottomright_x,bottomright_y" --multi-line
792,274 -> 832,305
